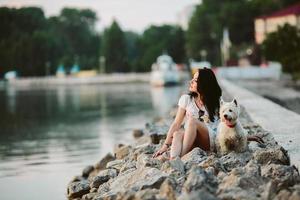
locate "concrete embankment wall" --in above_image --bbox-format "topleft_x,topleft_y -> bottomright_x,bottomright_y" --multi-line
219,78 -> 300,168
7,73 -> 150,86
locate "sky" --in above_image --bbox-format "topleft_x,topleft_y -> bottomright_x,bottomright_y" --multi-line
0,0 -> 200,33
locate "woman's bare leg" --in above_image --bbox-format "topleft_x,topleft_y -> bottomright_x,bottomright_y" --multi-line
181,118 -> 210,156
170,130 -> 184,159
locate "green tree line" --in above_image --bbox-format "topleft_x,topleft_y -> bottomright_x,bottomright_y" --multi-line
0,7 -> 186,76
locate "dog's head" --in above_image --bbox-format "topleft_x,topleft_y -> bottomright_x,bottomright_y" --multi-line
219,98 -> 240,125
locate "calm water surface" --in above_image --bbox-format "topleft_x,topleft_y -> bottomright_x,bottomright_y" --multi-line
0,83 -> 185,200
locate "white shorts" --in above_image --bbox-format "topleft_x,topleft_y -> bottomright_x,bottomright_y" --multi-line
183,123 -> 217,152
206,126 -> 217,152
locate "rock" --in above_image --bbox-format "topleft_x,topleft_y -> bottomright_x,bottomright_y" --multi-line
90,169 -> 118,188
253,146 -> 290,165
133,188 -> 160,200
119,161 -> 136,173
289,185 -> 300,200
69,175 -> 85,184
136,153 -> 161,169
114,145 -> 132,160
134,135 -> 152,146
81,192 -> 97,200
133,143 -> 156,156
94,153 -> 115,170
199,155 -> 227,175
261,181 -> 278,200
181,147 -> 207,170
150,133 -> 165,144
217,187 -> 261,200
133,129 -> 144,139
218,166 -> 265,193
159,178 -> 177,200
109,167 -> 168,193
93,191 -> 117,200
179,189 -> 220,200
275,189 -> 292,200
67,180 -> 90,199
82,165 -> 94,178
106,159 -> 124,171
261,164 -> 300,189
97,182 -> 110,195
183,166 -> 218,194
161,157 -> 185,176
219,151 -> 252,171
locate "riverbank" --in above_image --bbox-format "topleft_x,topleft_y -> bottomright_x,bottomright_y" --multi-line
6,73 -> 150,87
66,86 -> 300,199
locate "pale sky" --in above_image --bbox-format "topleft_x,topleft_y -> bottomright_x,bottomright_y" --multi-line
0,0 -> 200,33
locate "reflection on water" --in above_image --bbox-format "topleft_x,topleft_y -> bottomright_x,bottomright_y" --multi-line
0,83 -> 186,200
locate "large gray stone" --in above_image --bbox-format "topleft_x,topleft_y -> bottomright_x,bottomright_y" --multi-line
253,146 -> 290,165
219,151 -> 252,171
261,164 -> 300,188
94,153 -> 115,171
183,166 -> 218,194
178,189 -> 220,200
161,157 -> 185,176
159,178 -> 177,200
181,147 -> 207,170
114,145 -> 132,160
106,159 -> 124,171
136,153 -> 161,169
90,169 -> 118,188
67,180 -> 90,199
82,165 -> 94,178
109,167 -> 168,193
217,186 -> 261,200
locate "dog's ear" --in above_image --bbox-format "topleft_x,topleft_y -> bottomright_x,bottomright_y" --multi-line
233,98 -> 238,106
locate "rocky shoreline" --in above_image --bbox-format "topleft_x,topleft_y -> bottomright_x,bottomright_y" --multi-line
66,105 -> 300,200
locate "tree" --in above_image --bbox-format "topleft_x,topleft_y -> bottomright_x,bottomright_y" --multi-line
101,20 -> 128,72
263,24 -> 300,78
137,25 -> 186,72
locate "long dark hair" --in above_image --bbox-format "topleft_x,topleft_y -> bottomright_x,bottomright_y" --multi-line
189,68 -> 222,122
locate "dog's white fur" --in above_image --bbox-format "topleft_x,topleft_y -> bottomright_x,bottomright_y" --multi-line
216,99 -> 247,154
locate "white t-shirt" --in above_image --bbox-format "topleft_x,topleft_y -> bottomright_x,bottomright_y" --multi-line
177,94 -> 219,134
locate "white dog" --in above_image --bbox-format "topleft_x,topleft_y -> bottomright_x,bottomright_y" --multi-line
216,99 -> 247,155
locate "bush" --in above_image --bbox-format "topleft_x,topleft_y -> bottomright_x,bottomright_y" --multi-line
263,24 -> 300,79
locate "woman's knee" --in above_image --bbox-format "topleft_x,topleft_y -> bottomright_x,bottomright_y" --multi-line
173,130 -> 183,139
186,117 -> 197,128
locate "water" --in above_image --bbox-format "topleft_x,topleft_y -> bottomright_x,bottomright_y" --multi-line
0,83 -> 185,200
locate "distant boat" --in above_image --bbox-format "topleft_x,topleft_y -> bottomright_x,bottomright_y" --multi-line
150,54 -> 180,86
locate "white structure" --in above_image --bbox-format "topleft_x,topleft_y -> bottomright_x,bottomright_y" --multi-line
150,54 -> 180,86
216,62 -> 282,80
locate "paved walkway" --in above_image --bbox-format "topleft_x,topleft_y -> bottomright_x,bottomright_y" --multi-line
219,78 -> 300,168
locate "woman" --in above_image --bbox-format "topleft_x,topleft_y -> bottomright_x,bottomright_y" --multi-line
153,68 -> 221,159
152,68 -> 263,160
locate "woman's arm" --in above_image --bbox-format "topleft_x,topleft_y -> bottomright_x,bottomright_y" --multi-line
164,107 -> 186,145
152,107 -> 186,158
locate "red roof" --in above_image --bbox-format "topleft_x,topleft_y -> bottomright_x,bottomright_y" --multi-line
257,2 -> 300,19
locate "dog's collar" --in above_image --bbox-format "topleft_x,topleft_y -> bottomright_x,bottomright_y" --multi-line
226,124 -> 235,128
226,123 -> 236,128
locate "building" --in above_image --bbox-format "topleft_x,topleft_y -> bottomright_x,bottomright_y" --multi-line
255,2 -> 300,44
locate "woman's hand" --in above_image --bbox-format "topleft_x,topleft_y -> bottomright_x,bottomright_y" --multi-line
247,135 -> 264,144
152,144 -> 169,158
